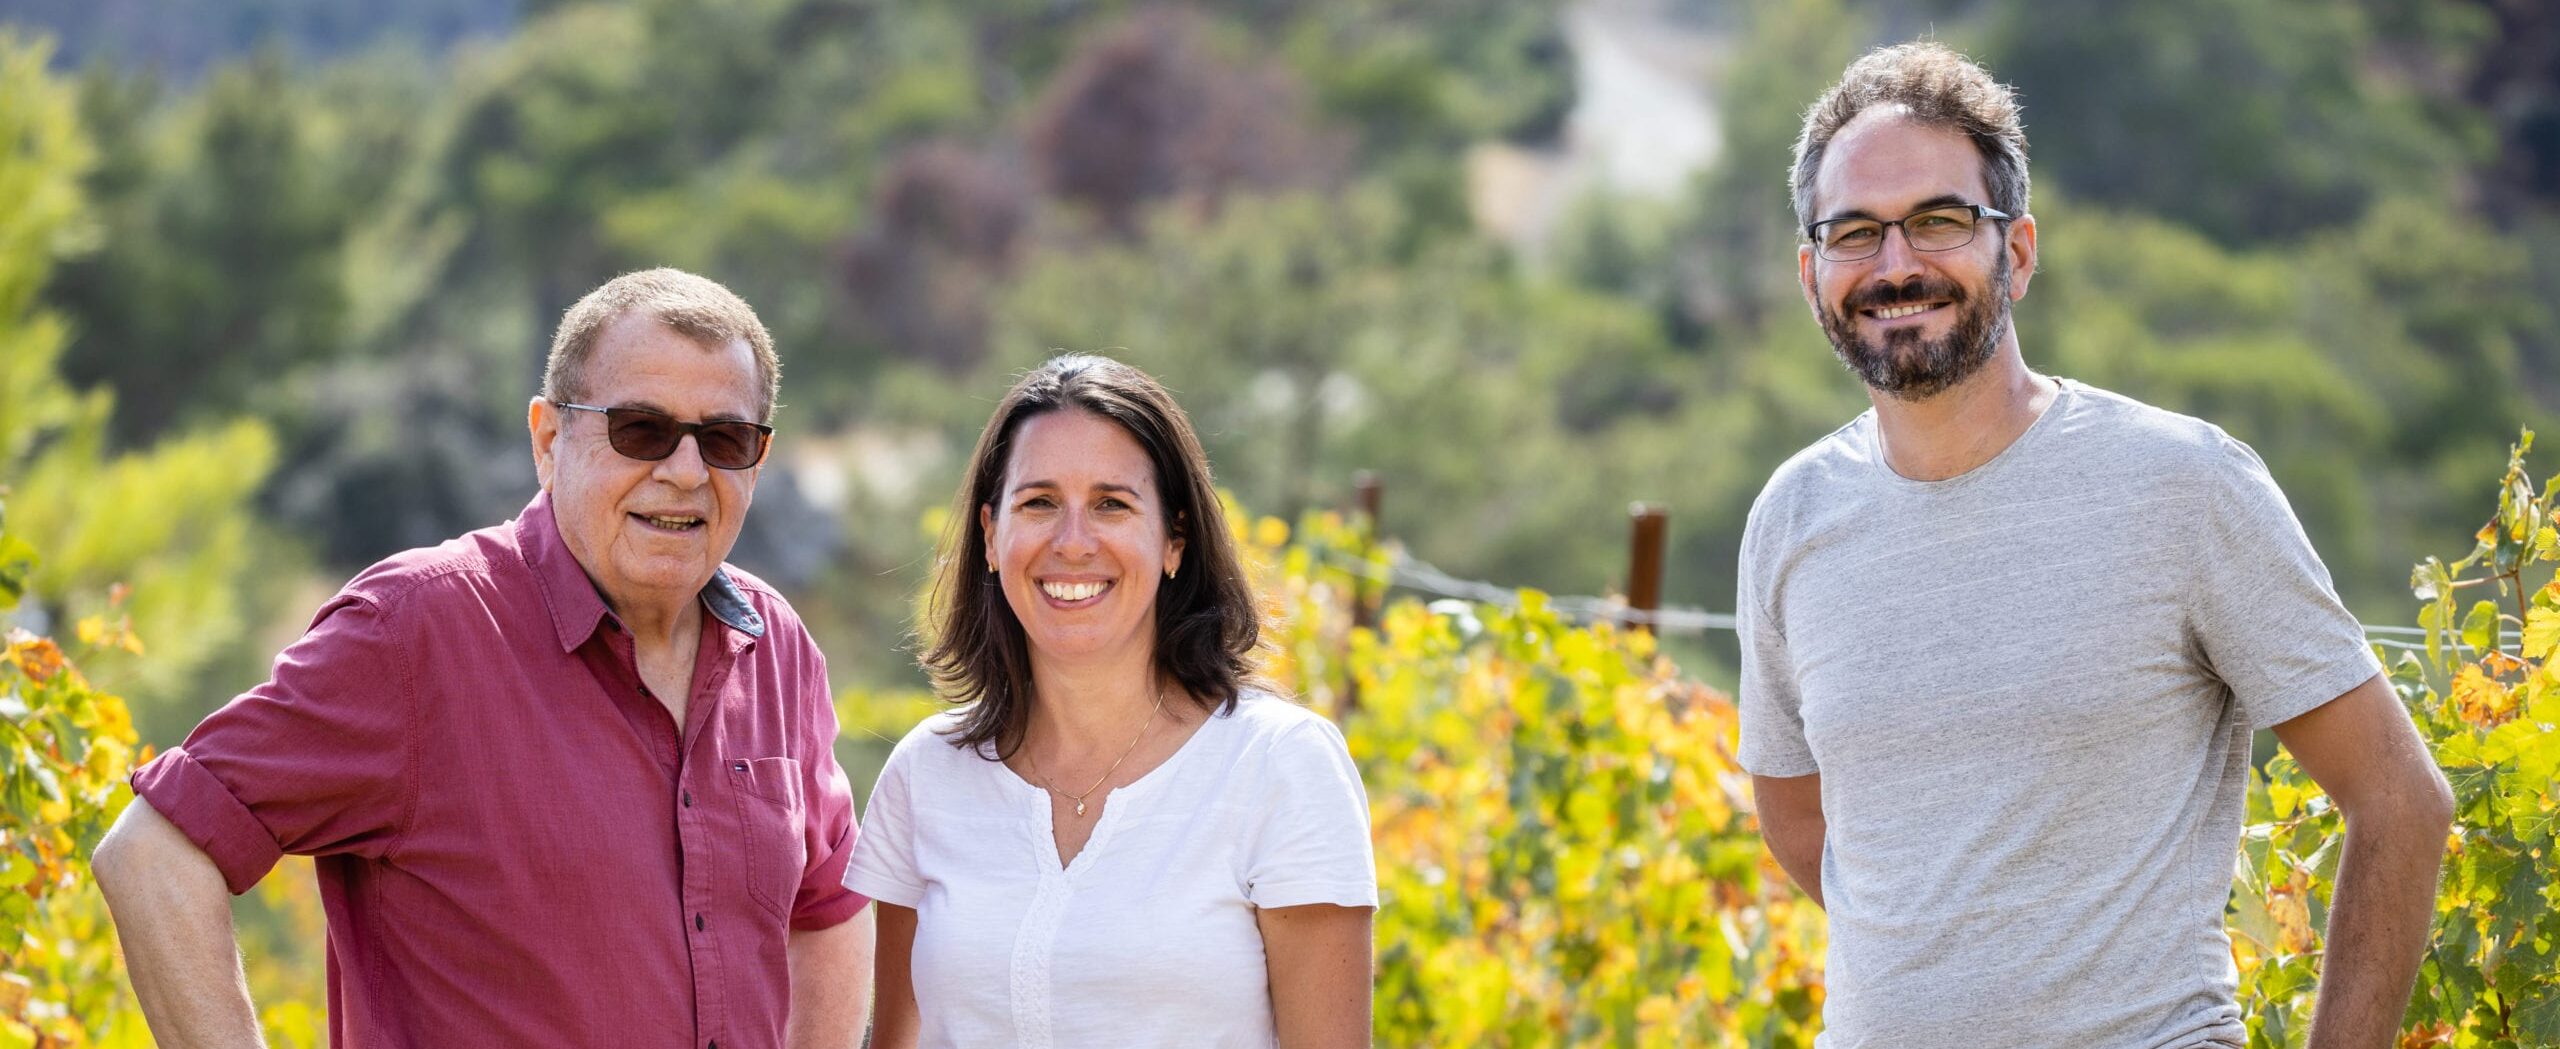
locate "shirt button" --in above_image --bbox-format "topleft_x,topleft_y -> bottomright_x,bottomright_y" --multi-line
695,913 -> 705,931
682,791 -> 692,808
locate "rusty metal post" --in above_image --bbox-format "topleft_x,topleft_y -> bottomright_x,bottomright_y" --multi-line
1626,503 -> 1667,634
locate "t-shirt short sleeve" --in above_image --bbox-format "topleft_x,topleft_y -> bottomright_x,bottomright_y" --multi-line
842,724 -> 929,909
2188,433 -> 2384,730
1736,507 -> 1818,778
1242,716 -> 1378,910
128,592 -> 416,895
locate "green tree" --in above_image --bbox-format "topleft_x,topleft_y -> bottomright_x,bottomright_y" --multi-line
991,188 -> 1744,602
2024,193 -> 2549,616
1971,0 -> 2479,244
3,32 -> 282,739
51,48 -> 353,447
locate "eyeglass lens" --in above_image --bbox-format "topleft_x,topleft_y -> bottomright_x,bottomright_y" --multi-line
1821,206 -> 1981,260
604,408 -> 769,469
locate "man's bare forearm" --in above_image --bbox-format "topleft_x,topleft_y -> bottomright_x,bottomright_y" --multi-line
2303,801 -> 2454,1049
1767,829 -> 1824,909
92,799 -> 266,1049
1750,774 -> 1827,909
786,903 -> 876,1049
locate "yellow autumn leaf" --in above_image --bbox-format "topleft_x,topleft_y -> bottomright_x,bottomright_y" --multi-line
85,737 -> 130,782
2523,605 -> 2560,662
2449,664 -> 2515,727
5,636 -> 64,684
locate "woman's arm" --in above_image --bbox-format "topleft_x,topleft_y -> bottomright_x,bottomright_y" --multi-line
868,903 -> 921,1049
1258,902 -> 1374,1049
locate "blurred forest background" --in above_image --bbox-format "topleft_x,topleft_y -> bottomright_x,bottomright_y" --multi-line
3,0 -> 2556,749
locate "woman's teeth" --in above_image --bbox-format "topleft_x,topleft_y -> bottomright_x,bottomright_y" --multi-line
1040,580 -> 1109,602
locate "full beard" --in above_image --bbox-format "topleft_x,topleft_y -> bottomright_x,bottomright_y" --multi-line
1817,254 -> 2012,401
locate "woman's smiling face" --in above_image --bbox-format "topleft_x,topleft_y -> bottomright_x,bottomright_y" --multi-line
981,408 -> 1185,670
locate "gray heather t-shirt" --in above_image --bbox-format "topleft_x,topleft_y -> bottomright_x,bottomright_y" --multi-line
1736,380 -> 2382,1049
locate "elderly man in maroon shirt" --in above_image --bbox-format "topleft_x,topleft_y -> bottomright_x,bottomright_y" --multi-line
92,268 -> 874,1049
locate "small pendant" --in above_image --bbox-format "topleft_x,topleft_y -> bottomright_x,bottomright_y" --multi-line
1074,800 -> 1087,817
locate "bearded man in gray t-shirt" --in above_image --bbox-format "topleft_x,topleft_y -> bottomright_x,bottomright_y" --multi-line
1737,42 -> 2456,1049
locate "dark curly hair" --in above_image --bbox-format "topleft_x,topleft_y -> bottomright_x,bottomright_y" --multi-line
922,354 -> 1263,756
1791,41 -> 2031,231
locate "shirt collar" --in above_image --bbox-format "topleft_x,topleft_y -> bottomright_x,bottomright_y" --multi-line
516,491 -> 767,653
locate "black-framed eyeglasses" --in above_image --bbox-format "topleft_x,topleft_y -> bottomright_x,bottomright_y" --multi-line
553,402 -> 774,470
1806,203 -> 2011,262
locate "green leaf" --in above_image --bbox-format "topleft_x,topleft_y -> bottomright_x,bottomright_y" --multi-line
2462,600 -> 2500,654
28,762 -> 61,803
2492,861 -> 2551,946
0,533 -> 34,606
2518,988 -> 2560,1045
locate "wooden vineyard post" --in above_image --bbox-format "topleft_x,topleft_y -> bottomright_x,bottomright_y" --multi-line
1352,471 -> 1382,631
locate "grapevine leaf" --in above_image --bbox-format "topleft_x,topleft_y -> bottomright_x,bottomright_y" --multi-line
2524,605 -> 2560,662
2462,600 -> 2500,654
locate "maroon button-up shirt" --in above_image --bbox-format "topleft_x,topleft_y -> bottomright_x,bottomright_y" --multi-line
131,492 -> 867,1049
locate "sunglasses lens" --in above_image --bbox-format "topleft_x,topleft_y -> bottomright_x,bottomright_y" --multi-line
586,405 -> 767,468
696,423 -> 767,470
603,409 -> 682,461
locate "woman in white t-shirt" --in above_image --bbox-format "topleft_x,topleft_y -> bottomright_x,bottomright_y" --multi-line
844,354 -> 1378,1049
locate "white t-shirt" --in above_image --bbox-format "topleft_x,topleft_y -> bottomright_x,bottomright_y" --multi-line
844,690 -> 1378,1049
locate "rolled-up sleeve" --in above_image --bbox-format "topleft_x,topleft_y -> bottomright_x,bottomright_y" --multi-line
129,592 -> 415,895
789,650 -> 868,930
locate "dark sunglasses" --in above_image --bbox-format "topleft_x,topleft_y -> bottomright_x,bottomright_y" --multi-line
553,402 -> 773,470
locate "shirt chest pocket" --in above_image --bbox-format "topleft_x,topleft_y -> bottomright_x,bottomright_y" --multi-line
729,756 -> 806,921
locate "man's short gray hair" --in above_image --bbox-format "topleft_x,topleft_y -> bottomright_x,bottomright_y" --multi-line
543,268 -> 780,421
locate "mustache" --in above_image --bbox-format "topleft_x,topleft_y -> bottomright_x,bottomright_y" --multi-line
1843,275 -> 1969,313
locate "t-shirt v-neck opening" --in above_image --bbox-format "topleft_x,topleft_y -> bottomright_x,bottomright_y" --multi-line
1009,709 -> 1220,875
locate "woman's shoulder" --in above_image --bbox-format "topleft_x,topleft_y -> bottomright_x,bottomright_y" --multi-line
1209,689 -> 1352,765
1216,687 -> 1331,732
882,707 -> 998,769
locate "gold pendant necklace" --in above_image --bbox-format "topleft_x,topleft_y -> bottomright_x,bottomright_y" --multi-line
1027,687 -> 1167,818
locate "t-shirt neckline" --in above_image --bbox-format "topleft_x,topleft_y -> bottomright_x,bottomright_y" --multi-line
1864,376 -> 2077,490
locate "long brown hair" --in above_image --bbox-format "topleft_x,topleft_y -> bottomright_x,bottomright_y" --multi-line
922,354 -> 1262,756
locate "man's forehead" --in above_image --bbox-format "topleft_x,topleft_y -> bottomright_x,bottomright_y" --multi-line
1811,108 -> 1991,220
585,313 -> 764,419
